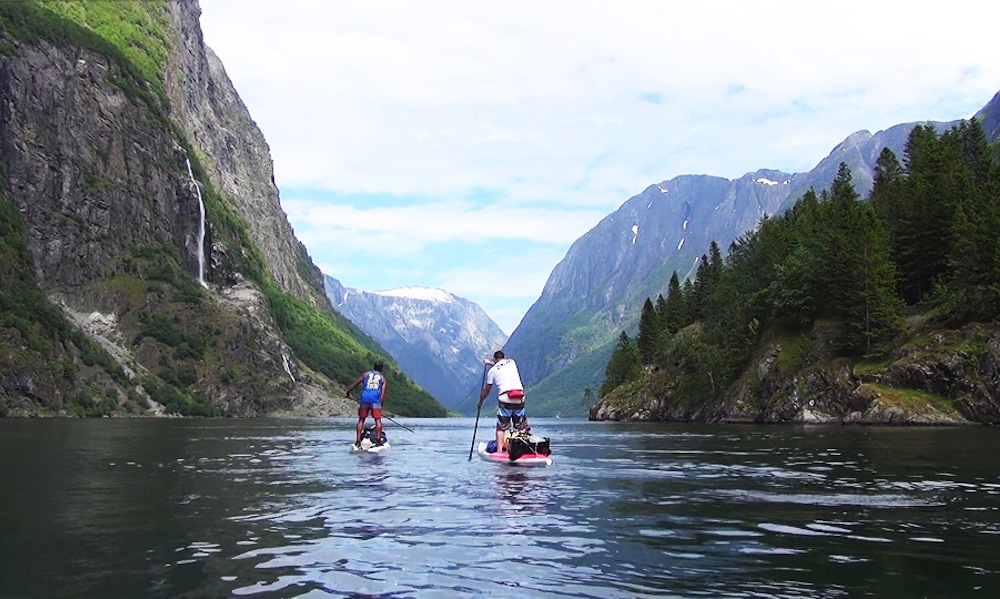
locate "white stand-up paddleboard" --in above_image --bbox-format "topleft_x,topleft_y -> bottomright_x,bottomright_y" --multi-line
350,438 -> 390,454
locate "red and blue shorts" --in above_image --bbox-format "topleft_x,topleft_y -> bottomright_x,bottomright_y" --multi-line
358,402 -> 382,419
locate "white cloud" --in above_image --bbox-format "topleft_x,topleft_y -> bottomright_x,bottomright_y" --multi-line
283,197 -> 606,245
199,0 -> 1000,333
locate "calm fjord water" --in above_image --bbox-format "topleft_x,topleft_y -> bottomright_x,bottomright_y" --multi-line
1,418 -> 998,598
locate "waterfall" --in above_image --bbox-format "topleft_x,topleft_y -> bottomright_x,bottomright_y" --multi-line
282,353 -> 296,384
185,157 -> 208,288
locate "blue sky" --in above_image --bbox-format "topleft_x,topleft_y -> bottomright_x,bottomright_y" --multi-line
198,0 -> 1000,335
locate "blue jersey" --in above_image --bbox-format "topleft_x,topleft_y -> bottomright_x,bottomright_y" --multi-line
360,370 -> 385,404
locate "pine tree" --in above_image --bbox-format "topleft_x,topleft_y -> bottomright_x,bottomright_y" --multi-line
599,331 -> 641,397
704,233 -> 766,379
768,245 -> 818,325
663,271 -> 687,335
871,147 -> 906,212
870,148 -> 907,240
688,254 -> 710,321
816,163 -> 903,354
816,164 -> 863,315
680,279 -> 695,327
847,203 -> 904,354
902,124 -> 953,303
636,297 -> 658,364
869,147 -> 912,302
687,242 -> 723,323
654,293 -> 668,319
653,292 -> 670,353
942,120 -> 1000,319
767,188 -> 822,324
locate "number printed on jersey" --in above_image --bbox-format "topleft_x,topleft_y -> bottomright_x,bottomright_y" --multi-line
366,374 -> 382,390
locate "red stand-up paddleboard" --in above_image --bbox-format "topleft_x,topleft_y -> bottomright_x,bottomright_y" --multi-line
476,441 -> 552,467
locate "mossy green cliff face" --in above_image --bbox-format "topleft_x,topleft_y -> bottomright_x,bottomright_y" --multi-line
0,1 -> 445,417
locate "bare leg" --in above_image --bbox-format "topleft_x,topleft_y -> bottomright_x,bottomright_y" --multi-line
495,428 -> 505,453
356,418 -> 364,445
374,418 -> 383,445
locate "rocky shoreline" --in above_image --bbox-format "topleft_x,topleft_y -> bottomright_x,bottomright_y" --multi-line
590,321 -> 1000,426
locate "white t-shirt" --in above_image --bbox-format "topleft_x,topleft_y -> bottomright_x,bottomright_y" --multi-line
486,358 -> 524,400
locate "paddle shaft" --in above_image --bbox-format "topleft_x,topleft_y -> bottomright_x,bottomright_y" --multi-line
468,406 -> 482,461
385,415 -> 414,433
468,363 -> 489,460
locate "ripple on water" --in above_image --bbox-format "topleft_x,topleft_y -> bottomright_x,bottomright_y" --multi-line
712,488 -> 941,508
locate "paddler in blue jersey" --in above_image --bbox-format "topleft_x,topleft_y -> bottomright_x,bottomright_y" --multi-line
345,360 -> 387,449
477,350 -> 528,453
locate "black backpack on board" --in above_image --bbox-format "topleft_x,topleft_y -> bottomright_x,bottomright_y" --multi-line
506,432 -> 550,460
362,424 -> 387,445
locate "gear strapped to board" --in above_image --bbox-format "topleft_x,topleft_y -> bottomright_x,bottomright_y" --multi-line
505,430 -> 551,460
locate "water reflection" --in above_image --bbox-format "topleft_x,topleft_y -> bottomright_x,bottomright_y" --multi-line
2,419 -> 999,597
492,470 -> 553,517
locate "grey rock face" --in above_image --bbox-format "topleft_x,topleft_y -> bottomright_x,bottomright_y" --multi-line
0,41 -> 201,287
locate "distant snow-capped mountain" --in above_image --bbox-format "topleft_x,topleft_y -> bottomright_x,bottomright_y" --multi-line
324,276 -> 508,413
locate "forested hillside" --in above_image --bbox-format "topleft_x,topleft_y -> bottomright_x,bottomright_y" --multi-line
596,120 -> 1000,424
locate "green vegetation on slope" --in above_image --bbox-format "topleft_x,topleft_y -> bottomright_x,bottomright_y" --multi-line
185,151 -> 443,416
524,255 -> 695,416
530,338 -> 613,417
39,0 -> 172,89
0,1 -> 170,123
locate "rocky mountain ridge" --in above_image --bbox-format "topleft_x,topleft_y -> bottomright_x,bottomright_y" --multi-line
507,93 -> 998,418
324,276 -> 507,413
585,94 -> 1000,425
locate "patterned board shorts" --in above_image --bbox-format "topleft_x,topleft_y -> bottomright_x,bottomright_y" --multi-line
496,401 -> 527,431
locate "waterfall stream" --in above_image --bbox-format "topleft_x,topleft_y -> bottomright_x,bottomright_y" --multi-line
185,157 -> 208,288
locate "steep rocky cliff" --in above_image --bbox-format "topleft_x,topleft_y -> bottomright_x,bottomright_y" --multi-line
0,1 -> 439,417
163,1 -> 323,304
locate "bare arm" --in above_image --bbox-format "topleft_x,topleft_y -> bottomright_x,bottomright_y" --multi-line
344,374 -> 364,398
478,382 -> 493,408
477,360 -> 494,407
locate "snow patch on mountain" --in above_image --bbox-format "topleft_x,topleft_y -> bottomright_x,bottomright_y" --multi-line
375,287 -> 455,303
